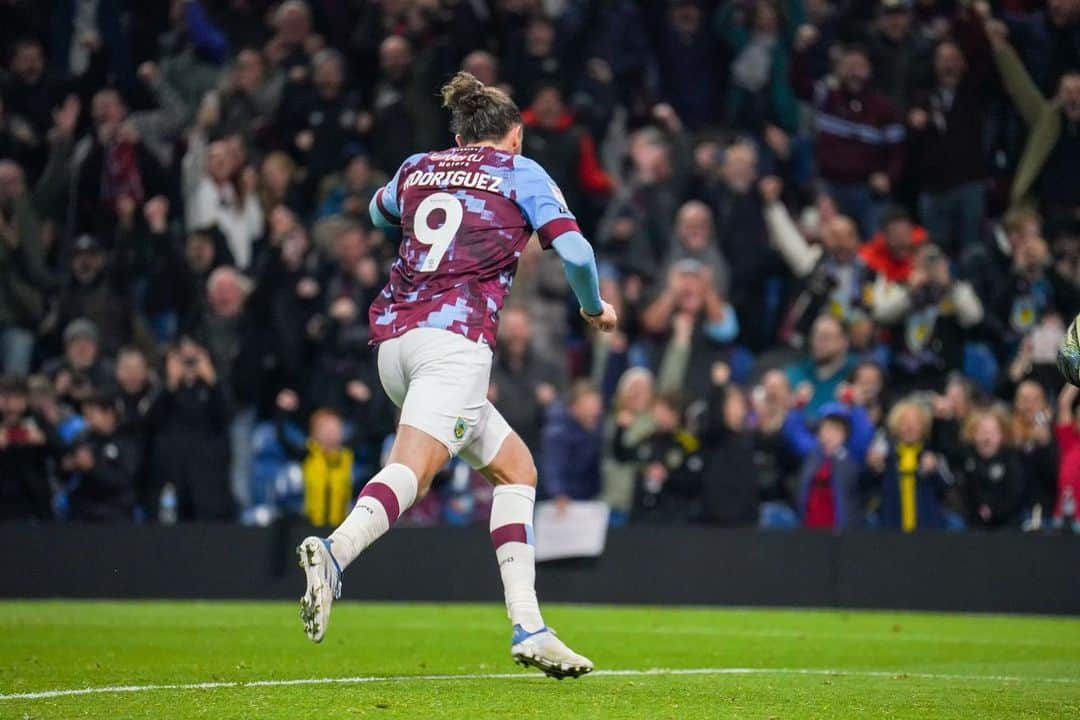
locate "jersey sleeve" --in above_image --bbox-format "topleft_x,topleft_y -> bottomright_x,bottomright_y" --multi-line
511,155 -> 581,249
372,153 -> 426,224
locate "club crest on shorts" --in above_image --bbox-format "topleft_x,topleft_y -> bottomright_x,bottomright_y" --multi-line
453,417 -> 466,440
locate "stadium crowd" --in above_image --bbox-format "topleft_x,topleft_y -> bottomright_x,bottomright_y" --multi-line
1,0 -> 1080,533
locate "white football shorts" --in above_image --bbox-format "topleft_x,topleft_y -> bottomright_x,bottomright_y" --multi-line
377,327 -> 512,469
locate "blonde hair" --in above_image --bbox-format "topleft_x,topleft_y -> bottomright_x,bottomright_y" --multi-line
963,406 -> 1013,445
886,400 -> 932,441
613,367 -> 655,415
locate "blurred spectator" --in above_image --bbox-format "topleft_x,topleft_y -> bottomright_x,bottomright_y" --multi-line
521,83 -> 613,228
698,363 -> 761,527
763,188 -> 872,348
653,0 -> 725,130
663,200 -> 730,295
157,0 -> 229,124
989,18 -> 1080,225
860,205 -> 928,284
699,141 -> 779,349
785,314 -> 855,418
49,234 -> 146,356
316,153 -> 382,221
631,390 -> 704,525
795,43 -> 905,235
748,369 -> 801,514
215,48 -> 284,146
602,367 -> 656,521
539,380 -> 604,505
369,35 -> 440,175
274,390 -> 355,527
641,261 -> 739,400
872,244 -> 984,393
716,0 -> 800,134
958,407 -> 1026,529
867,0 -> 931,112
148,338 -> 233,521
0,374 -> 52,521
43,319 -> 115,393
869,400 -> 949,531
907,40 -> 991,251
490,307 -> 562,457
796,407 -> 862,530
183,137 -> 263,269
597,105 -> 691,277
0,159 -> 49,374
73,87 -> 175,234
63,392 -> 138,522
1011,379 -> 1059,520
276,49 -> 364,186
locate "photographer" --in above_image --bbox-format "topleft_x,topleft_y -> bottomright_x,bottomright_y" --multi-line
0,374 -> 53,521
63,393 -> 139,523
148,337 -> 233,521
873,244 -> 983,394
762,181 -> 874,349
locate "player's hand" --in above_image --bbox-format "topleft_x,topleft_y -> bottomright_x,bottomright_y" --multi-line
581,301 -> 618,333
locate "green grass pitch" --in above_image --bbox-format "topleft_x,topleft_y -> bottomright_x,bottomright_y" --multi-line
2,601 -> 1079,719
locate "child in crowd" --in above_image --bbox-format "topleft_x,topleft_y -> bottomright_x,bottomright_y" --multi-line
276,389 -> 356,527
958,408 -> 1026,529
795,409 -> 861,530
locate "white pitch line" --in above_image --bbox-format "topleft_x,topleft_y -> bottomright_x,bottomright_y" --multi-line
3,667 -> 1078,701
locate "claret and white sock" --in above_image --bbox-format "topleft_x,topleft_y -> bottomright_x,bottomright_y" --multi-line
327,463 -> 418,569
490,484 -> 545,633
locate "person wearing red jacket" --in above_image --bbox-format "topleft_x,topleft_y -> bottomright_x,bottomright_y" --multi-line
521,83 -> 614,233
859,205 -> 928,284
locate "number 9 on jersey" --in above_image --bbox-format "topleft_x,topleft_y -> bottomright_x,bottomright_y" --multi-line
415,192 -> 464,272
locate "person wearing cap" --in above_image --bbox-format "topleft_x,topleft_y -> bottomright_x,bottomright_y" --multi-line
42,318 -> 116,394
868,0 -> 932,113
52,234 -> 147,357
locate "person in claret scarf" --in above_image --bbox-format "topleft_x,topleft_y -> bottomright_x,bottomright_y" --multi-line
796,409 -> 862,530
871,399 -> 949,531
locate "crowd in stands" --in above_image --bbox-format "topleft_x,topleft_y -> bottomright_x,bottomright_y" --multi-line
2,0 -> 1080,533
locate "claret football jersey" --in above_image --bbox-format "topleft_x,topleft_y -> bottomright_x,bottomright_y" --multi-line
367,146 -> 579,347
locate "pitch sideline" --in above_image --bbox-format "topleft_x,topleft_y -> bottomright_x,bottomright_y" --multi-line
3,667 -> 1078,701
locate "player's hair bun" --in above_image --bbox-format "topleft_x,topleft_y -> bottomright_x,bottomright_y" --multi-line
440,71 -> 521,144
441,72 -> 487,112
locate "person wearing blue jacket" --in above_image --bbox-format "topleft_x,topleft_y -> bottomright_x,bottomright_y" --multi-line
538,381 -> 605,505
795,410 -> 863,530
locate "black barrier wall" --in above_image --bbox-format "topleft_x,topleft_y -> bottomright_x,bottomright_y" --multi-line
2,524 -> 1078,614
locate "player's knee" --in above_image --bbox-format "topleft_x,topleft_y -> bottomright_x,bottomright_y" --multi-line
508,459 -> 537,488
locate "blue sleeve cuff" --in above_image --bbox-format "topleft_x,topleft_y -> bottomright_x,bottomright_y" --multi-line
551,231 -> 603,316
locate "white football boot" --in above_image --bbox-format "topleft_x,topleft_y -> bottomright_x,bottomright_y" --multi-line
511,625 -> 594,679
296,536 -> 342,643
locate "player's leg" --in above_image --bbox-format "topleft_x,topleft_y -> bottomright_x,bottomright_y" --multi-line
462,411 -> 594,678
299,328 -> 490,642
297,426 -> 447,642
324,425 -> 448,569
